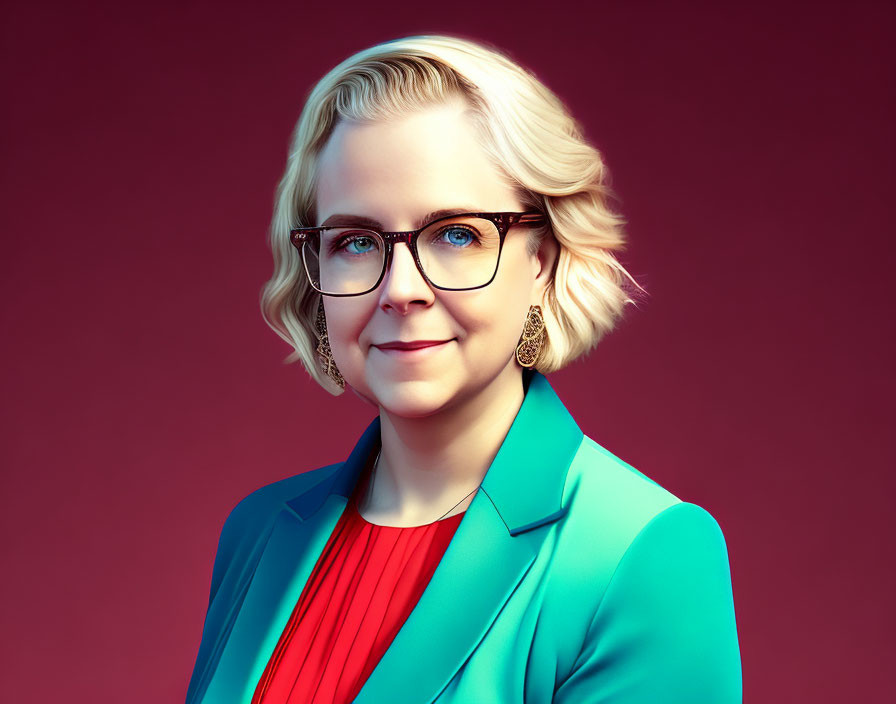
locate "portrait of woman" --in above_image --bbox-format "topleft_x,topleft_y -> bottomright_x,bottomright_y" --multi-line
6,4 -> 893,703
184,34 -> 742,703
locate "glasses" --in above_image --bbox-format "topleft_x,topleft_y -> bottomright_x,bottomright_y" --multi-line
289,211 -> 545,297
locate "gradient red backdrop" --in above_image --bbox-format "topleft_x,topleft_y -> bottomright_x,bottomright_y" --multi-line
1,2 -> 893,702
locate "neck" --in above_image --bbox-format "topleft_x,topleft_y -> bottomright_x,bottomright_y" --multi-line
364,364 -> 528,524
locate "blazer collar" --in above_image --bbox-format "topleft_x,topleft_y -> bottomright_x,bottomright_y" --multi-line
286,369 -> 584,535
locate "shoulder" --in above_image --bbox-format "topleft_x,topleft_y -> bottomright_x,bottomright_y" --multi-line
552,440 -> 741,701
221,461 -> 344,537
554,434 -> 731,605
206,462 -> 343,599
562,433 -> 685,544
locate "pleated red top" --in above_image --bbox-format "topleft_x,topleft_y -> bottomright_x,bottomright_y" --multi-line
251,449 -> 466,704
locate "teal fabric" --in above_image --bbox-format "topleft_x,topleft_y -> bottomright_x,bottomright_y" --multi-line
185,370 -> 742,703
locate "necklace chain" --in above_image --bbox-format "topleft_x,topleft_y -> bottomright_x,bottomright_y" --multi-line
366,449 -> 481,523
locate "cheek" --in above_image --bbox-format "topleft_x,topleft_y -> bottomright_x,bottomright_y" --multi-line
451,287 -> 529,353
324,302 -> 373,360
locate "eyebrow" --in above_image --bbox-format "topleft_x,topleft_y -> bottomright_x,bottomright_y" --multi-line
318,207 -> 483,230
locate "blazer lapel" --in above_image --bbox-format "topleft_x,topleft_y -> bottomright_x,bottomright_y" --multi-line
198,423 -> 380,703
352,370 -> 584,703
198,370 -> 583,704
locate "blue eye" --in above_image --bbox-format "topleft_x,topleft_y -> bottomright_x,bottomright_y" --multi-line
438,226 -> 477,248
347,237 -> 375,254
334,235 -> 379,255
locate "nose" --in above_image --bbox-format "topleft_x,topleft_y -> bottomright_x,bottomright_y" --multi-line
376,242 -> 435,313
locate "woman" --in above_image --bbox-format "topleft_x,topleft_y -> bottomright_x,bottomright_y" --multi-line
185,35 -> 742,704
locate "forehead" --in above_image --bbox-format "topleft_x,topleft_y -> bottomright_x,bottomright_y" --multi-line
314,100 -> 519,227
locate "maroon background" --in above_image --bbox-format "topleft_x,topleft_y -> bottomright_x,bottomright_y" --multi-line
1,2 -> 893,702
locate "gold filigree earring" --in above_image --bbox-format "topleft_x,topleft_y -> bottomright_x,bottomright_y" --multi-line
516,304 -> 546,368
315,298 -> 345,389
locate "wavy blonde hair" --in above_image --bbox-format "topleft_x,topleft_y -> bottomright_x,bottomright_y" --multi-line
260,34 -> 647,395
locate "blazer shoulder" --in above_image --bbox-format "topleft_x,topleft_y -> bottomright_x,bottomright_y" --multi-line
557,435 -> 701,586
560,433 -> 734,592
206,462 -> 343,602
223,461 -> 344,533
547,435 -> 734,677
566,434 -> 683,525
570,436 -> 731,543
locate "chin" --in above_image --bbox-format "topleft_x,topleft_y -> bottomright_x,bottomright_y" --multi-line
370,377 -> 457,419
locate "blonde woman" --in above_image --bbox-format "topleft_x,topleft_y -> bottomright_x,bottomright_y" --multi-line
185,35 -> 742,704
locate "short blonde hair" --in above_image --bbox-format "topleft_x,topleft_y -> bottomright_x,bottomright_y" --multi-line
260,34 -> 647,395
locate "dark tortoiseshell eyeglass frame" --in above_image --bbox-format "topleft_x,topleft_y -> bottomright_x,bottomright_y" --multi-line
289,211 -> 546,297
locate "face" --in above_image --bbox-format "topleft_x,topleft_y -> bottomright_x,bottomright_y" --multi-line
315,96 -> 555,417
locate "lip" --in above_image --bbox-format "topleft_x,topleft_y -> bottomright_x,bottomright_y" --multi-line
375,339 -> 452,350
372,339 -> 455,356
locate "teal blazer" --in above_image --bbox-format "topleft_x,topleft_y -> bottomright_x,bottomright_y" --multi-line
186,371 -> 742,703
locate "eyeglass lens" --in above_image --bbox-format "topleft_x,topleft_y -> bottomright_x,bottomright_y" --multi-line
302,216 -> 502,295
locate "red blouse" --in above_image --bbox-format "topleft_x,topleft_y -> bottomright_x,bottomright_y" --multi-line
251,451 -> 466,704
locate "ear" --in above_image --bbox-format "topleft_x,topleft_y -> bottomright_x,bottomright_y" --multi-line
531,233 -> 559,304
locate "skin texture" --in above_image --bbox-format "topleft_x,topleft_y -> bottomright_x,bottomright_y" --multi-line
315,96 -> 559,527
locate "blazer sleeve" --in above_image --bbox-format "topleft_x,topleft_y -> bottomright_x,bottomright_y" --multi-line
185,492 -> 274,704
553,501 -> 743,703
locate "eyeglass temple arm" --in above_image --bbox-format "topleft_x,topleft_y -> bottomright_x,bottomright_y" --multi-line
516,212 -> 546,225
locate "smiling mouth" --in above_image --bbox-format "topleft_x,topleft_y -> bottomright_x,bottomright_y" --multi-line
373,339 -> 455,353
